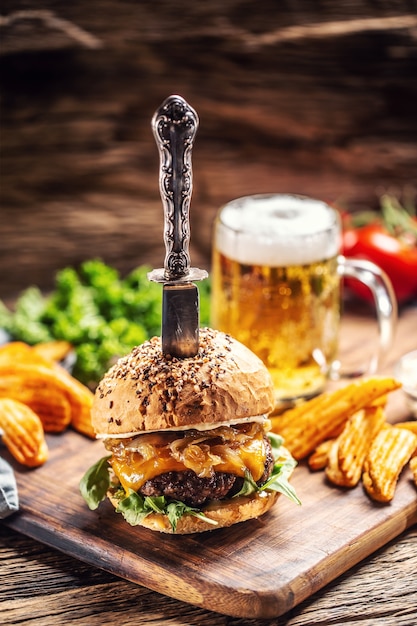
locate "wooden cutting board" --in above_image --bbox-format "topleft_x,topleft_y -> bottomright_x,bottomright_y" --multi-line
3,424 -> 417,620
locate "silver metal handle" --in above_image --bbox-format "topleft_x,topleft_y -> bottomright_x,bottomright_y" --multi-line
152,94 -> 198,281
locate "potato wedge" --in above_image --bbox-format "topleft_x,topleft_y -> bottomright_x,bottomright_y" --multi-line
308,439 -> 334,471
0,398 -> 48,467
0,380 -> 72,432
0,341 -> 52,368
395,421 -> 417,436
325,406 -> 386,488
0,362 -> 94,436
33,340 -> 73,363
271,378 -> 401,460
362,426 -> 417,502
410,457 -> 417,487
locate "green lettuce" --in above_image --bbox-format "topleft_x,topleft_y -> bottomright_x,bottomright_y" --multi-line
115,491 -> 218,532
234,432 -> 301,505
79,455 -> 112,510
79,457 -> 218,531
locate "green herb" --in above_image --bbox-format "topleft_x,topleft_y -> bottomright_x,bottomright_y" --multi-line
116,492 -> 154,526
261,457 -> 301,504
380,194 -> 417,240
79,458 -> 218,531
79,455 -> 112,510
0,259 -> 211,387
115,491 -> 217,532
165,500 -> 218,531
234,432 -> 301,505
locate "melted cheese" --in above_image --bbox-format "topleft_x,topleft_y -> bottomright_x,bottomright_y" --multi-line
111,453 -> 185,494
108,422 -> 267,493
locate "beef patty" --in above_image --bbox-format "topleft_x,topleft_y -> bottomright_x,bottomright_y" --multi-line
139,434 -> 274,507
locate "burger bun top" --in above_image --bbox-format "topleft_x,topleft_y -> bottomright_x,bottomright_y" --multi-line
92,327 -> 274,436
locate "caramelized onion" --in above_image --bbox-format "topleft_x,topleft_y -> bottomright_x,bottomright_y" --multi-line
106,421 -> 268,490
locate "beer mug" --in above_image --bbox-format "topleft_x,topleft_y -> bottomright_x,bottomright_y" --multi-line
210,194 -> 397,405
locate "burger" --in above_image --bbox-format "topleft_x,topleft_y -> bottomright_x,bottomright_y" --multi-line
80,328 -> 300,533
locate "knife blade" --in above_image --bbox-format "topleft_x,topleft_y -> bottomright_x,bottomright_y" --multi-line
148,95 -> 207,358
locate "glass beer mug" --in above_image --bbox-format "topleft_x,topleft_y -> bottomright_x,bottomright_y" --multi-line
211,194 -> 397,406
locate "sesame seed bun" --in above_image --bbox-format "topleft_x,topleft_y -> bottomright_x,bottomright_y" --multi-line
91,328 -> 275,436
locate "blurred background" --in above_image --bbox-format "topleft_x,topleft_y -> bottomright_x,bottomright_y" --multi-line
1,1 -> 417,299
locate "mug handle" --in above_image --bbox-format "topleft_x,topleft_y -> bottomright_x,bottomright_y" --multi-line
330,255 -> 398,380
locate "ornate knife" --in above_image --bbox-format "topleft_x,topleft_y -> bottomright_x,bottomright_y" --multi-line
148,95 -> 207,358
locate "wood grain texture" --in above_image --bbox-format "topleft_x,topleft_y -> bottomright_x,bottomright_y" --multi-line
1,1 -> 417,297
1,525 -> 416,626
1,306 -> 417,621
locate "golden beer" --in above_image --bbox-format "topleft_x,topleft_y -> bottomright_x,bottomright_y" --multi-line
211,194 -> 342,402
211,252 -> 340,400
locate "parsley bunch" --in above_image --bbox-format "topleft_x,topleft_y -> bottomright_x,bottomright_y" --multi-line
0,259 -> 211,388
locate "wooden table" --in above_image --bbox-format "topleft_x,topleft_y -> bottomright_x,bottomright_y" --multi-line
1,303 -> 417,626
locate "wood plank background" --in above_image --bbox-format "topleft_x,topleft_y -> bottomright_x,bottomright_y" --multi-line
1,1 -> 417,298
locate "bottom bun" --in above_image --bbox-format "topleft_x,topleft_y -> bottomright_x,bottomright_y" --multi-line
108,490 -> 280,534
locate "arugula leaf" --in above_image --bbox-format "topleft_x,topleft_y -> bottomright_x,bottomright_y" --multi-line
268,431 -> 285,453
79,455 -> 111,510
166,500 -> 195,531
232,434 -> 301,505
143,495 -> 166,514
233,470 -> 258,497
116,492 -> 151,526
263,433 -> 301,504
114,491 -> 218,531
165,500 -> 218,532
262,457 -> 301,505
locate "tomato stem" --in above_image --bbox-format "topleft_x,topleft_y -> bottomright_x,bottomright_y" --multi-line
380,194 -> 417,242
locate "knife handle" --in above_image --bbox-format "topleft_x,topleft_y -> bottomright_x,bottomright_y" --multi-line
152,95 -> 199,282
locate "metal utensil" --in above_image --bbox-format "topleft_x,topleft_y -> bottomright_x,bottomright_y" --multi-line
148,95 -> 207,358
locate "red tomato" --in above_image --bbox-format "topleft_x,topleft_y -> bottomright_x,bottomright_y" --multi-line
342,223 -> 417,305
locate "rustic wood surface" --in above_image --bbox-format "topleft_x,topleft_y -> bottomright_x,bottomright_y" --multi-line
1,4 -> 417,618
1,524 -> 416,626
2,423 -> 416,620
1,304 -> 417,624
1,1 -> 417,297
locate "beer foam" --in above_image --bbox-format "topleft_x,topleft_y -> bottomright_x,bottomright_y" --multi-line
215,194 -> 341,266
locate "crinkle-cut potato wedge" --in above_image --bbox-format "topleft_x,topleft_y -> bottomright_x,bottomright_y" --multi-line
368,394 -> 389,408
362,426 -> 417,503
410,457 -> 417,486
325,406 -> 386,488
0,342 -> 95,438
0,381 -> 72,432
308,439 -> 335,471
270,378 -> 401,460
0,341 -> 53,368
324,440 -> 346,485
0,340 -> 73,368
67,382 -> 95,438
0,365 -> 73,432
395,421 -> 417,436
0,397 -> 48,467
52,362 -> 96,438
0,362 -> 94,437
33,340 -> 73,363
